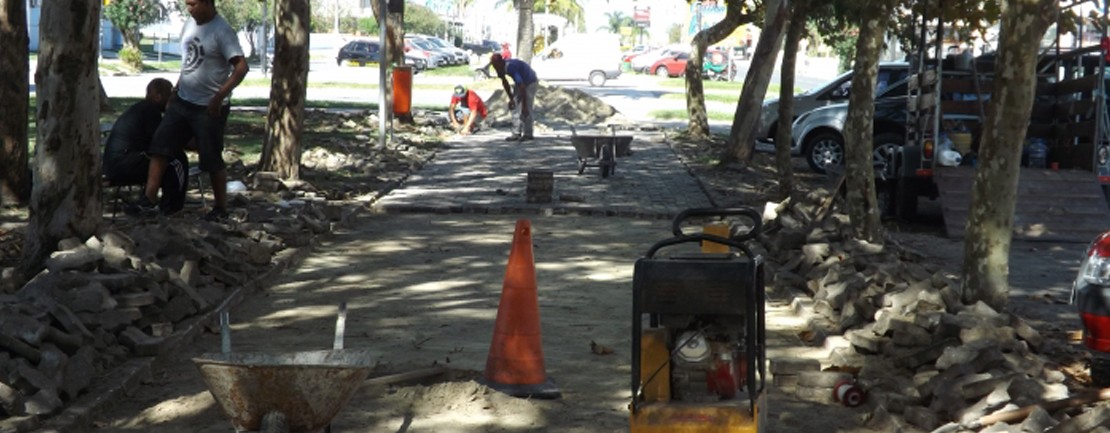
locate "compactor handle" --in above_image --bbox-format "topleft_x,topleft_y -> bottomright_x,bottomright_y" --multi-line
644,233 -> 755,259
670,207 -> 762,242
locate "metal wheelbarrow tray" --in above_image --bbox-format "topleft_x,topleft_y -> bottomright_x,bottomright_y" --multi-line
570,135 -> 633,178
195,303 -> 372,433
194,349 -> 374,433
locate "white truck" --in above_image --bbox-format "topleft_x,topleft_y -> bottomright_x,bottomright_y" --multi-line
530,33 -> 623,87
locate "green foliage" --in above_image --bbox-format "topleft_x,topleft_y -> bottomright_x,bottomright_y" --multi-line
357,17 -> 380,36
405,4 -> 445,35
598,11 -> 632,34
118,46 -> 144,72
103,0 -> 166,49
668,23 -> 683,44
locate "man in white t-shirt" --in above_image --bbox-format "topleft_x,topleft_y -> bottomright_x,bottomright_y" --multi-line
130,0 -> 248,221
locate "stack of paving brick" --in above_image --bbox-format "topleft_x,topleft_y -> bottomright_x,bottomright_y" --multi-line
0,198 -> 343,432
759,189 -> 1103,433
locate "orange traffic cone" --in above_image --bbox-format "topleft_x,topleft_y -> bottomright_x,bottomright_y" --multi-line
481,219 -> 561,399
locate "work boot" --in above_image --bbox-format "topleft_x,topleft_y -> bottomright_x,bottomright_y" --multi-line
124,196 -> 159,218
520,135 -> 535,142
505,134 -> 521,141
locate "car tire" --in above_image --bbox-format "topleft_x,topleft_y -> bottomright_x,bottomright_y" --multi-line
655,66 -> 669,77
804,131 -> 844,174
872,133 -> 903,180
589,71 -> 607,87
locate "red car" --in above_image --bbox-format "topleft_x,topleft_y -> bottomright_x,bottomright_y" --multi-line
650,51 -> 690,78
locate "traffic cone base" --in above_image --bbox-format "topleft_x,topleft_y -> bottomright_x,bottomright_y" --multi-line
483,219 -> 561,399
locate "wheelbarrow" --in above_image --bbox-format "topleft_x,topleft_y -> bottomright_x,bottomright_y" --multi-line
569,133 -> 634,178
194,303 -> 374,433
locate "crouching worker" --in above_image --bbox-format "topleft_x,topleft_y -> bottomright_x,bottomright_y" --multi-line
103,78 -> 189,216
449,85 -> 488,135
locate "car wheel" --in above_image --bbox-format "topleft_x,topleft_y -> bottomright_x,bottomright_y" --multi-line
804,131 -> 844,174
872,133 -> 903,180
655,66 -> 669,77
588,71 -> 607,87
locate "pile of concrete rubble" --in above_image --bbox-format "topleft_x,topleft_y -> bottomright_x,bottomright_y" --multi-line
0,182 -> 353,432
759,188 -> 1101,433
484,84 -> 630,130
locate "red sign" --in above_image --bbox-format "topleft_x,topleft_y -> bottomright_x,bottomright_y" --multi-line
633,6 -> 650,25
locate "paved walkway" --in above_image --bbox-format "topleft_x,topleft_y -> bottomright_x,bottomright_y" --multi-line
374,129 -> 714,218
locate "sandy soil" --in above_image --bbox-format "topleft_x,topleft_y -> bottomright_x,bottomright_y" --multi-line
90,212 -> 881,433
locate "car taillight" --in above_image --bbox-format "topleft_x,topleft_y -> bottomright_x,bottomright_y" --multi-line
1081,233 -> 1110,285
923,139 -> 935,160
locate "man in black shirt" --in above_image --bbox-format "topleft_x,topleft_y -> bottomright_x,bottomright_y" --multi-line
103,78 -> 189,215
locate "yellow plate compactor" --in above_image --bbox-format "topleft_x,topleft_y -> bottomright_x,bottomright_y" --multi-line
629,208 -> 767,433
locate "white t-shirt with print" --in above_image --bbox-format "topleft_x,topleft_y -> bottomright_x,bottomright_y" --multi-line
177,15 -> 244,106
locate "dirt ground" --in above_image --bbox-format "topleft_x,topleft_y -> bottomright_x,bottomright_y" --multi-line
3,87 -> 1096,432
84,156 -> 1093,433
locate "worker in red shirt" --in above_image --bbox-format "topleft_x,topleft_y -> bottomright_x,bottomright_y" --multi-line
449,85 -> 488,135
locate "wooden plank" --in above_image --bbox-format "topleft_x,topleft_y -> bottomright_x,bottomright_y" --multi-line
1052,74 -> 1102,96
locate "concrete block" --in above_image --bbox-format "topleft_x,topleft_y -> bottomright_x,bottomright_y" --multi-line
1046,404 -> 1110,433
959,325 -> 1015,345
957,383 -> 1011,425
118,327 -> 164,357
792,385 -> 835,404
56,238 -> 82,251
802,243 -> 830,265
935,340 -> 994,371
44,246 -> 102,273
903,405 -> 941,431
161,295 -> 198,323
797,371 -> 851,388
772,374 -> 798,389
114,291 -> 155,308
63,283 -> 117,313
0,381 -> 24,415
847,328 -> 885,354
179,260 -> 200,288
891,322 -> 932,347
60,346 -> 96,401
1010,317 -> 1044,352
1020,406 -> 1058,433
0,415 -> 39,432
90,273 -> 139,292
97,308 -> 142,332
769,357 -> 820,375
22,388 -> 61,415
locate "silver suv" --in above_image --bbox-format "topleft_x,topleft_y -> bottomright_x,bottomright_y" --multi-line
758,62 -> 909,154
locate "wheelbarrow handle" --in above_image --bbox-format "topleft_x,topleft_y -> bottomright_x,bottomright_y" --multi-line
644,233 -> 756,260
670,207 -> 762,241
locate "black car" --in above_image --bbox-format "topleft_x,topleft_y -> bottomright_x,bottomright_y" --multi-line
337,40 -> 381,66
462,39 -> 501,56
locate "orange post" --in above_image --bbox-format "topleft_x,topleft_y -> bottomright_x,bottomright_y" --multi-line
482,219 -> 561,399
392,65 -> 413,117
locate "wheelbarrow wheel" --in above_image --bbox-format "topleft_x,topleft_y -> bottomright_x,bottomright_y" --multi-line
261,411 -> 290,433
600,144 -> 616,178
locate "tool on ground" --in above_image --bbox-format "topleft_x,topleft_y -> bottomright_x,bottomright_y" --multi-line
481,219 -> 561,399
832,379 -> 864,407
629,207 -> 768,432
194,304 -> 373,433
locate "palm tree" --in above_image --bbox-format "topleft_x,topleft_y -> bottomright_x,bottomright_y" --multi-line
495,0 -> 585,32
598,11 -> 631,34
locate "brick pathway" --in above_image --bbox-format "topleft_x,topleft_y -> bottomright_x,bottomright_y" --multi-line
373,130 -> 714,219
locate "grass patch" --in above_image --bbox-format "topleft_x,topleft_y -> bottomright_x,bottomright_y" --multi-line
661,93 -> 738,104
649,109 -> 733,122
420,65 -> 475,77
659,78 -> 744,92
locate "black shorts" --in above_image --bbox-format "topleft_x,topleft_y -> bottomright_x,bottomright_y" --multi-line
148,95 -> 229,173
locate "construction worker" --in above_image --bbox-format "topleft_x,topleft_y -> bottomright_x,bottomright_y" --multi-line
449,85 -> 487,135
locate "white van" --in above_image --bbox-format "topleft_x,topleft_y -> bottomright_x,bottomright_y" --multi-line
530,33 -> 622,87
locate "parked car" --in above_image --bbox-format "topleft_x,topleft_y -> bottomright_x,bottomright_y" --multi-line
530,33 -> 622,86
411,34 -> 467,65
790,78 -> 910,175
336,39 -> 381,66
463,39 -> 501,56
1074,231 -> 1110,384
405,37 -> 450,67
630,46 -> 684,73
403,40 -> 440,69
649,51 -> 690,78
759,62 -> 910,149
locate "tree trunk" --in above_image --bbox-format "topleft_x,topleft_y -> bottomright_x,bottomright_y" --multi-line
516,0 -> 535,62
371,0 -> 404,127
774,0 -> 807,200
0,0 -> 30,207
21,0 -> 102,278
722,0 -> 788,164
685,0 -> 750,139
961,0 -> 1055,311
842,0 -> 892,243
260,0 -> 309,180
